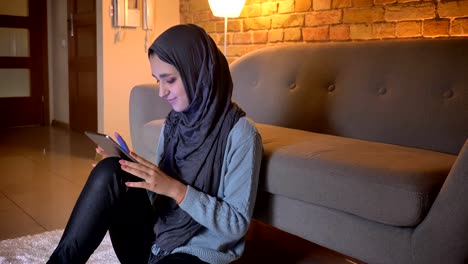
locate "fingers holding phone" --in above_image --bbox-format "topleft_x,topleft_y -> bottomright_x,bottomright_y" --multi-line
96,146 -> 109,157
90,132 -> 130,167
92,147 -> 107,167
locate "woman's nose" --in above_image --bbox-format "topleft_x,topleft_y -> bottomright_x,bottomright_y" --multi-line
159,85 -> 168,98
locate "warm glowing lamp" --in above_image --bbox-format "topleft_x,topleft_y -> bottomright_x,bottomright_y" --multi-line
208,0 -> 246,54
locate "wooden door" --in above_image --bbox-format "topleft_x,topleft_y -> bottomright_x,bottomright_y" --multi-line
0,0 -> 49,127
68,0 -> 97,132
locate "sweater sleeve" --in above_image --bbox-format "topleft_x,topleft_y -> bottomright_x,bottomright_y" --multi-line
178,119 -> 262,240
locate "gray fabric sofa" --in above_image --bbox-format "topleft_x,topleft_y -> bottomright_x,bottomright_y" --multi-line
130,38 -> 468,264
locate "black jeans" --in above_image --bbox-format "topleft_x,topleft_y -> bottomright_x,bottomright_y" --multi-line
47,157 -> 206,264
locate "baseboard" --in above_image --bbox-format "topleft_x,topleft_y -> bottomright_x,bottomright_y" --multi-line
51,120 -> 69,129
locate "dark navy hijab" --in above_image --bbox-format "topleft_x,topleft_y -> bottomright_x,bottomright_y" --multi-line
148,24 -> 245,256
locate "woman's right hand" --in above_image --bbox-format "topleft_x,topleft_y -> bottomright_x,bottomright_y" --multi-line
92,146 -> 109,167
92,132 -> 129,167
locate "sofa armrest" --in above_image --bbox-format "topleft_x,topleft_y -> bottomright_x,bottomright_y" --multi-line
412,138 -> 468,263
129,84 -> 171,154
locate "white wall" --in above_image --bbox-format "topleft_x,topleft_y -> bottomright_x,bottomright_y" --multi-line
47,0 -> 53,121
154,0 -> 182,37
47,0 -> 69,124
48,0 -> 180,145
99,0 -> 180,145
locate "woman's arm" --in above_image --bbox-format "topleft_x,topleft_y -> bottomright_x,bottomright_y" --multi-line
121,119 -> 263,240
178,120 -> 262,240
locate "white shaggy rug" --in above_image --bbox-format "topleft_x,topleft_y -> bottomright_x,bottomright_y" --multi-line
0,230 -> 119,263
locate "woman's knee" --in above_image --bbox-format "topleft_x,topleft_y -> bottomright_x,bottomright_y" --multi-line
88,157 -> 123,185
96,157 -> 121,170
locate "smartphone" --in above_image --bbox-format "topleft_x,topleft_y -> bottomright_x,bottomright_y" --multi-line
84,131 -> 137,162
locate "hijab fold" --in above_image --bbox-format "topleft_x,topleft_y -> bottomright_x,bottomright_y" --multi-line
148,24 -> 245,257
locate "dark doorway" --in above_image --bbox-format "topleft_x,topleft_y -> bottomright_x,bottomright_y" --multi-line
68,0 -> 97,132
0,0 -> 49,127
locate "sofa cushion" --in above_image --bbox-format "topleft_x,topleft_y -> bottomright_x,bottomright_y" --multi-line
231,39 -> 468,155
256,124 -> 456,227
139,119 -> 164,162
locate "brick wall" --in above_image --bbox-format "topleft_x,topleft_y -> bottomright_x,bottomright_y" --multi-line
180,0 -> 468,62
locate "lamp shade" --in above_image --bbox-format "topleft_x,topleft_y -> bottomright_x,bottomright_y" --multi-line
208,0 -> 246,18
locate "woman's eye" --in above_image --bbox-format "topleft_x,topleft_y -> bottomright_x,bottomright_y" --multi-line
166,78 -> 176,84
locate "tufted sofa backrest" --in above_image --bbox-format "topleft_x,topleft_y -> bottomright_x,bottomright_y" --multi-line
230,39 -> 468,155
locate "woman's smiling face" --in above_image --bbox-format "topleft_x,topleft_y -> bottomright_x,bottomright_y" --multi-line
150,55 -> 189,112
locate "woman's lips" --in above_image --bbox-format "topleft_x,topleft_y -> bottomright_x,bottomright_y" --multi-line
167,97 -> 177,104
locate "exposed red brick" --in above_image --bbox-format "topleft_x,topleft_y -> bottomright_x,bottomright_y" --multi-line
372,22 -> 396,38
303,26 -> 329,41
353,0 -> 374,7
333,0 -> 352,8
226,45 -> 252,57
350,24 -> 372,39
375,0 -> 396,5
279,0 -> 295,13
209,33 -> 219,44
183,0 -> 465,61
272,14 -> 305,28
305,10 -> 342,26
438,0 -> 468,18
343,7 -> 385,23
268,29 -> 284,42
181,15 -> 191,24
284,27 -> 302,41
239,4 -> 262,18
216,20 -> 242,32
232,32 -> 251,44
252,31 -> 268,43
262,2 -> 278,16
199,21 -> 216,33
180,0 -> 190,13
192,11 -> 212,22
314,0 -> 332,10
385,3 -> 436,21
244,17 -> 272,31
189,0 -> 210,12
217,33 -> 232,46
296,0 -> 313,12
451,18 -> 468,35
227,44 -> 267,58
330,24 -> 350,40
396,21 -> 422,37
245,0 -> 264,4
423,19 -> 450,37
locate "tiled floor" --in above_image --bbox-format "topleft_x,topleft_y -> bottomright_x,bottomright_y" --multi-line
0,126 -> 96,239
0,126 -> 363,263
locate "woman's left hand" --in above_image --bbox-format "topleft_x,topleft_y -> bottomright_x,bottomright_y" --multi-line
119,152 -> 187,204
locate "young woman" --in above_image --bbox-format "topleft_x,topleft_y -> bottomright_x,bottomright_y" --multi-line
48,24 -> 262,264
